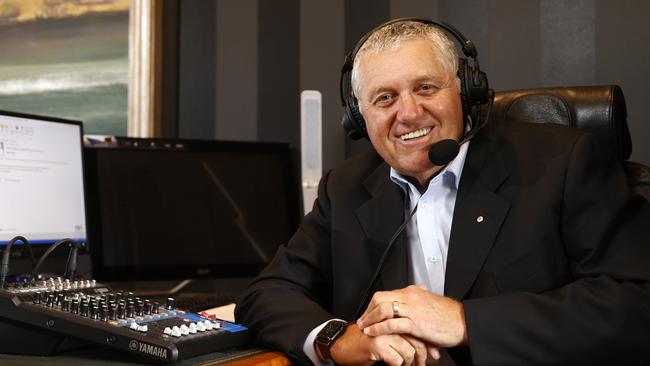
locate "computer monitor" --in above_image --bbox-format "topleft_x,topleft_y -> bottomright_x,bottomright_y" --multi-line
84,137 -> 303,281
0,110 -> 87,250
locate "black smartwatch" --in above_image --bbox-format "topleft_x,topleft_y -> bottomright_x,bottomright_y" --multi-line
314,320 -> 349,362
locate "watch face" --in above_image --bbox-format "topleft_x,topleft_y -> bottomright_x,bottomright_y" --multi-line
315,320 -> 349,361
320,320 -> 348,340
319,320 -> 348,340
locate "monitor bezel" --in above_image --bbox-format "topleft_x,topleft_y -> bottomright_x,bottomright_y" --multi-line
84,137 -> 303,281
0,109 -> 89,258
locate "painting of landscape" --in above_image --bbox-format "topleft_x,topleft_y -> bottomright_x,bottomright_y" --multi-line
0,0 -> 130,135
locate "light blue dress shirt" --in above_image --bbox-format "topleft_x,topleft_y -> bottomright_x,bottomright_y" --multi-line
389,141 -> 469,295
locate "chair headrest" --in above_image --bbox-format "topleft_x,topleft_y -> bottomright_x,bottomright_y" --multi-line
490,85 -> 632,160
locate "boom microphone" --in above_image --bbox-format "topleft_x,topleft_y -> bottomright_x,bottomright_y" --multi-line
428,139 -> 461,166
427,89 -> 495,166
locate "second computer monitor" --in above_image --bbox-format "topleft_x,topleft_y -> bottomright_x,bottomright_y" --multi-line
84,138 -> 302,281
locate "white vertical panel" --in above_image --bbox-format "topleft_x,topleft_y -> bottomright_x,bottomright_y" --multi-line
300,90 -> 322,214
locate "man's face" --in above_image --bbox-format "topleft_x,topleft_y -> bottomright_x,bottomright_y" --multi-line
357,38 -> 464,186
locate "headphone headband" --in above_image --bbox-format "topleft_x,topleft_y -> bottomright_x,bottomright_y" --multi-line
340,18 -> 490,140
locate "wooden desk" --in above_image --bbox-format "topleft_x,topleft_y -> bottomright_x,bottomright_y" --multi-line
0,347 -> 291,366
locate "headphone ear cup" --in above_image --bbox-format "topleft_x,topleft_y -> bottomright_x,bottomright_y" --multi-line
458,58 -> 471,119
468,67 -> 490,106
458,57 -> 490,119
341,96 -> 367,140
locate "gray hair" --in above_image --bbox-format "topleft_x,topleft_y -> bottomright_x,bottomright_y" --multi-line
350,20 -> 460,98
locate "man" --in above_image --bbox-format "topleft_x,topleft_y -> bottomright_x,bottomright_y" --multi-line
236,20 -> 650,365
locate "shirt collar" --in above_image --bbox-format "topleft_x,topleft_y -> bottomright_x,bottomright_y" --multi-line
389,140 -> 469,194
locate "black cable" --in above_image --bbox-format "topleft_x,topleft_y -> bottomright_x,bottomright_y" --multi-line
29,238 -> 75,283
353,204 -> 418,320
0,236 -> 35,289
64,241 -> 84,280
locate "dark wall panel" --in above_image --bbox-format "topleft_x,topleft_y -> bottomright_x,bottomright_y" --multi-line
485,0 -> 541,91
343,0 -> 390,159
177,0 -> 216,139
257,0 -> 300,148
595,0 -> 650,164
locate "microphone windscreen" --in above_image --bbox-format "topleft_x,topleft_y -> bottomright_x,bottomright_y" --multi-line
428,139 -> 460,166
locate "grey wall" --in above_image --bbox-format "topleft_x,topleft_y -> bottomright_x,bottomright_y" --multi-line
175,0 -> 650,170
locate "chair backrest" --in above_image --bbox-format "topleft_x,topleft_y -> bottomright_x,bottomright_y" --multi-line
490,85 -> 650,201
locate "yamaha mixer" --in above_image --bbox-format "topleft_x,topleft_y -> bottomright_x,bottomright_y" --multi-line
0,277 -> 250,363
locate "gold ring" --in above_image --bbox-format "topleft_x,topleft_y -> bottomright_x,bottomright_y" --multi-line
392,301 -> 400,318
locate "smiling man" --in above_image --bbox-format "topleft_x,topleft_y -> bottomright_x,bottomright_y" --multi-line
236,19 -> 650,366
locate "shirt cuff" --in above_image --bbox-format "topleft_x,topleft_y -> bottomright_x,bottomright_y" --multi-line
302,319 -> 344,365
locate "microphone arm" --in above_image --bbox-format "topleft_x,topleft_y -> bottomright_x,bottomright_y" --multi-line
427,89 -> 495,166
353,204 -> 418,320
459,89 -> 495,146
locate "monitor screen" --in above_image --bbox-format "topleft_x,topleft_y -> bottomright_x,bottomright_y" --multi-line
84,138 -> 302,281
0,110 -> 87,247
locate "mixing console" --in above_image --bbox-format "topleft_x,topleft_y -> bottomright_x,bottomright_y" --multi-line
0,278 -> 250,363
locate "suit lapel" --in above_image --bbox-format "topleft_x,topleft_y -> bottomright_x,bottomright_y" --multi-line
355,162 -> 410,292
445,132 -> 511,300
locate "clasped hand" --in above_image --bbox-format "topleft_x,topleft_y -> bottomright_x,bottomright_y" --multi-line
331,285 -> 467,365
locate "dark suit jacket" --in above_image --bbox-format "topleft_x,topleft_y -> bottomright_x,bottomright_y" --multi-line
236,118 -> 650,365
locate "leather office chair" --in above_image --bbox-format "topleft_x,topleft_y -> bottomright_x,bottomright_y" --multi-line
488,85 -> 650,201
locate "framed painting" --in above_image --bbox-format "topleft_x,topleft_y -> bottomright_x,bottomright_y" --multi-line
0,0 -> 131,136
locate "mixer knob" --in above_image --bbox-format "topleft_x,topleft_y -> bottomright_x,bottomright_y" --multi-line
46,294 -> 56,307
143,300 -> 152,315
56,293 -> 65,306
109,307 -> 117,321
101,305 -> 109,321
166,297 -> 175,310
90,305 -> 99,320
80,302 -> 89,317
33,291 -> 41,304
135,300 -> 144,316
126,305 -> 135,318
71,299 -> 79,314
61,298 -> 70,312
152,301 -> 160,314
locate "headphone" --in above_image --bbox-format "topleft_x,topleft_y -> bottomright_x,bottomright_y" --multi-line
340,18 -> 491,140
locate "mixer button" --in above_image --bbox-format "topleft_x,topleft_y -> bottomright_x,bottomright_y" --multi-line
196,322 -> 206,332
179,324 -> 189,335
137,325 -> 148,333
129,322 -> 139,331
163,327 -> 172,335
204,321 -> 213,330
